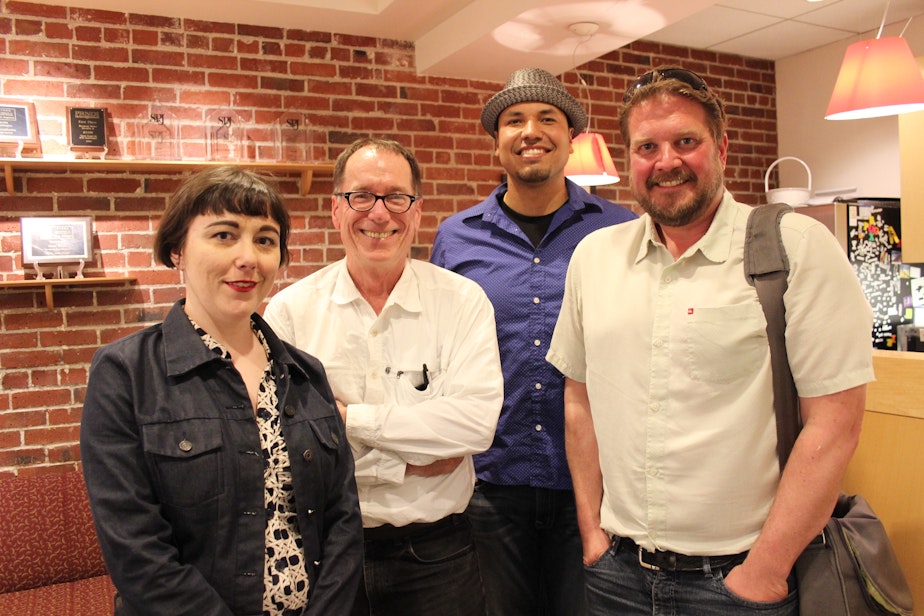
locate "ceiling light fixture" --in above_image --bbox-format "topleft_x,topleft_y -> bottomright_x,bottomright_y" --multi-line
824,1 -> 924,120
563,22 -> 620,187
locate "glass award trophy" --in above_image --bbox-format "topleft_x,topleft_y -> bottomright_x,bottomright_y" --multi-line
273,112 -> 310,162
205,108 -> 245,161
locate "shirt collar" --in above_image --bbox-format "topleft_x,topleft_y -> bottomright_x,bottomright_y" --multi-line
636,189 -> 736,264
476,178 -> 604,232
330,258 -> 422,314
162,299 -> 307,380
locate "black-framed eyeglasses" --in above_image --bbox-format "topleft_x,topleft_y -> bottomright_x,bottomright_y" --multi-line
334,191 -> 419,214
623,68 -> 709,103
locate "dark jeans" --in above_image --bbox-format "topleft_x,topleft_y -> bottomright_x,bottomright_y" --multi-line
465,482 -> 586,616
584,537 -> 799,615
350,514 -> 485,616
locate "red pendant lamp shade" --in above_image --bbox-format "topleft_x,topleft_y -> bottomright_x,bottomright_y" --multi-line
825,36 -> 924,120
564,132 -> 620,186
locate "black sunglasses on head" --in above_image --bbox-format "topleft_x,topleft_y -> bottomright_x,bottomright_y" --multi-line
623,68 -> 709,103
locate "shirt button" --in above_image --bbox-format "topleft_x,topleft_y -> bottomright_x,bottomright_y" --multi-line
284,405 -> 296,417
535,424 -> 542,431
533,297 -> 540,304
649,402 -> 660,413
534,383 -> 542,390
654,338 -> 664,347
533,257 -> 540,264
664,275 -> 672,283
533,339 -> 541,346
178,439 -> 193,452
303,449 -> 314,463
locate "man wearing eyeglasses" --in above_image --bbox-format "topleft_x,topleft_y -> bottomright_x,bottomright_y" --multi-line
547,67 -> 874,615
265,138 -> 503,616
431,68 -> 636,616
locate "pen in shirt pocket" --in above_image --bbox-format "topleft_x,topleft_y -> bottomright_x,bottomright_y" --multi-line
386,363 -> 429,391
419,363 -> 429,391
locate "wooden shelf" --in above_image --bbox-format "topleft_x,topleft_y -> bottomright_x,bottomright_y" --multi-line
0,276 -> 136,310
1,159 -> 333,195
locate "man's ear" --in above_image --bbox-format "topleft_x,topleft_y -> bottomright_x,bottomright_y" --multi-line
330,194 -> 342,230
718,132 -> 729,169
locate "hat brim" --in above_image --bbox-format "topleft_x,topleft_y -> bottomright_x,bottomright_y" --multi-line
481,84 -> 587,135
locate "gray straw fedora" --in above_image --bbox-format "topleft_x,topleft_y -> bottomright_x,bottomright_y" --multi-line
481,68 -> 587,135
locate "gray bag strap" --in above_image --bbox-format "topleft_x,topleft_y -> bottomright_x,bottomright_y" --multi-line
744,203 -> 799,471
752,208 -> 916,616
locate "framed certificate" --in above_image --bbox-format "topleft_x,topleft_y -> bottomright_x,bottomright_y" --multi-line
0,98 -> 42,158
20,217 -> 93,265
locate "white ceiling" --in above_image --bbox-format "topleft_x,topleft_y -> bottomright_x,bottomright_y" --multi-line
34,0 -> 924,81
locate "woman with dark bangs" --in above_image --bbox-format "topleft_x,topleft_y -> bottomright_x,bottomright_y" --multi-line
81,166 -> 362,616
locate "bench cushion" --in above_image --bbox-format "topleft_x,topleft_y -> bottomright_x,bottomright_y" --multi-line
0,575 -> 115,615
0,472 -> 107,593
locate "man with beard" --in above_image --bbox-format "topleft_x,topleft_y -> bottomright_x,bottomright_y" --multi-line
546,67 -> 875,615
431,68 -> 636,615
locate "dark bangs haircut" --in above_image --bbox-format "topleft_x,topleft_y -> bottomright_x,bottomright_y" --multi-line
154,166 -> 291,268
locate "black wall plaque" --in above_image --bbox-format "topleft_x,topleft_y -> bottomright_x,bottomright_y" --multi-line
67,106 -> 108,152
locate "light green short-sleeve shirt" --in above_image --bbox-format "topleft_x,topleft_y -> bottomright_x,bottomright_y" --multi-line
547,191 -> 874,555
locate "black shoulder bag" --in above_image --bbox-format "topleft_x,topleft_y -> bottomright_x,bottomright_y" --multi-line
744,203 -> 913,616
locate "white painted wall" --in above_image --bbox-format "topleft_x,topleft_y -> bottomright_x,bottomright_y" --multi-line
776,17 -> 924,201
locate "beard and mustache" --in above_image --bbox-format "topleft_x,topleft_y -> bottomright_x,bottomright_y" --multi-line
633,166 -> 724,228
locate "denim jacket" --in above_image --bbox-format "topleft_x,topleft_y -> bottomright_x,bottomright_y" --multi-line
80,300 -> 362,616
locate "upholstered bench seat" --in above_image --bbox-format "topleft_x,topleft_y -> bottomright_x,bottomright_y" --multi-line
0,471 -> 114,616
0,574 -> 115,615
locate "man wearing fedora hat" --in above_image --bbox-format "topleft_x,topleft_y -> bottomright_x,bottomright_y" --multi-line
431,68 -> 636,615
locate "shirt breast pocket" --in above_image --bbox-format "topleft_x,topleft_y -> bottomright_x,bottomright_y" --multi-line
142,419 -> 224,507
390,362 -> 444,405
686,302 -> 766,384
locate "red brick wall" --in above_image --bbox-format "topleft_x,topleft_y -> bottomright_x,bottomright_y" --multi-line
0,0 -> 777,475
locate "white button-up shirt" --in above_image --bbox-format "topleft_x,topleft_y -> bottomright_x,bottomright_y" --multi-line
265,259 -> 503,528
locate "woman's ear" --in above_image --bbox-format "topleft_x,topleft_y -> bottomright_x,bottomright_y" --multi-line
171,249 -> 183,270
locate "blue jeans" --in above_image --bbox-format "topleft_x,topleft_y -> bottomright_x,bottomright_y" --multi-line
465,482 -> 586,616
584,538 -> 799,616
351,514 -> 485,616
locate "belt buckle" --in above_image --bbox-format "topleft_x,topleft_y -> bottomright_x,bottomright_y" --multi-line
637,547 -> 661,571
